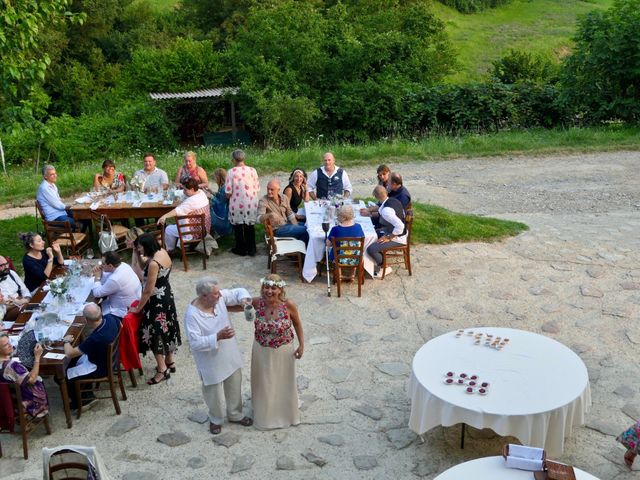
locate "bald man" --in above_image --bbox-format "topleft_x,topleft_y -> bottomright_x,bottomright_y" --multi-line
307,152 -> 352,200
63,302 -> 120,409
257,179 -> 309,244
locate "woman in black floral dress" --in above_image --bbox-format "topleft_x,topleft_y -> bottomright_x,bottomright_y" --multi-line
130,233 -> 181,384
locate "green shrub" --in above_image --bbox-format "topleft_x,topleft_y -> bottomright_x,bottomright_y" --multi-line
491,49 -> 558,85
437,0 -> 513,14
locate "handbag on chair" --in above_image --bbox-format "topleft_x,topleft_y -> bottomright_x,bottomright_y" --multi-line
98,215 -> 118,253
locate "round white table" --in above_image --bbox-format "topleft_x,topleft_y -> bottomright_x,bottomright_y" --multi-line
434,456 -> 600,480
408,328 -> 591,456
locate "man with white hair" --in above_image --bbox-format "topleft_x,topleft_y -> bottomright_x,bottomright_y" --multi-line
257,179 -> 309,244
184,277 -> 253,435
36,165 -> 76,229
62,302 -> 120,409
0,255 -> 31,322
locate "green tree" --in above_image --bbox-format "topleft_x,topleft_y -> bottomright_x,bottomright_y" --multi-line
561,0 -> 640,123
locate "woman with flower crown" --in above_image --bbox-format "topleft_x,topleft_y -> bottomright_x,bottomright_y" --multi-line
249,274 -> 304,429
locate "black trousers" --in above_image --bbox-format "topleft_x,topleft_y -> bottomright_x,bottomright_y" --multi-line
232,224 -> 256,255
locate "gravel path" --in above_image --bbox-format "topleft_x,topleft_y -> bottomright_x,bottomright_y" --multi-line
1,151 -> 639,480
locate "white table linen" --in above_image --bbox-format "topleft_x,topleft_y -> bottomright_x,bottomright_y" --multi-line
434,456 -> 599,480
302,201 -> 377,282
408,328 -> 591,456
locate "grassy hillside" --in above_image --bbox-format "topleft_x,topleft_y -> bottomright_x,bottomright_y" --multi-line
432,0 -> 614,83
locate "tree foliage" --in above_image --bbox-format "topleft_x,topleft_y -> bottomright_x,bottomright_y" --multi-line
560,0 -> 640,123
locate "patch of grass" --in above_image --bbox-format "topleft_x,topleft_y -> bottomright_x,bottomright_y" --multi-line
0,215 -> 40,275
411,203 -> 528,244
2,125 -> 639,206
433,0 -> 614,82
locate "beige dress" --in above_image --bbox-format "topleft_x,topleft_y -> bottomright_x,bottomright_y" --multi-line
251,299 -> 300,430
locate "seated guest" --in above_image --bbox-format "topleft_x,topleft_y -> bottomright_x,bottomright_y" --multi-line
0,333 -> 49,418
366,186 -> 407,279
62,303 -> 120,409
307,152 -> 352,199
377,164 -> 391,192
91,251 -> 142,324
20,233 -> 65,293
258,179 -> 309,244
174,151 -> 209,190
158,177 -> 211,253
36,165 -> 76,229
183,276 -> 253,435
93,159 -> 125,193
283,169 -> 310,217
0,255 -> 31,322
326,205 -> 365,265
388,172 -> 412,210
132,153 -> 169,193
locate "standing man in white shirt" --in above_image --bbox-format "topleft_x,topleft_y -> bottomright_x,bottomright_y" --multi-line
132,153 -> 169,193
92,251 -> 142,324
184,277 -> 253,435
0,256 -> 31,322
36,165 -> 77,229
307,152 -> 353,199
367,185 -> 407,279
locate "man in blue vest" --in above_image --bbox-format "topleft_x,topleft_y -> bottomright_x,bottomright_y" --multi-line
367,186 -> 407,279
307,152 -> 353,200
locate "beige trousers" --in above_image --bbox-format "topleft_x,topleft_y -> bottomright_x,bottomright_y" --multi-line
201,368 -> 244,425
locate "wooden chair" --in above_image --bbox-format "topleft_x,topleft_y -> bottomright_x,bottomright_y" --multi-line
74,330 -> 127,419
264,219 -> 306,280
133,222 -> 165,247
36,201 -> 89,257
380,214 -> 413,280
90,211 -> 129,252
0,381 -> 51,459
46,447 -> 98,480
175,213 -> 208,272
331,236 -> 365,297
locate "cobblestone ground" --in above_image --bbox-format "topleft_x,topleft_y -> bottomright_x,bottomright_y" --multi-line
1,151 -> 639,479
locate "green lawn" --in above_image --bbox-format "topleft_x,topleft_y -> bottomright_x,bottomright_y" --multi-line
433,0 -> 614,83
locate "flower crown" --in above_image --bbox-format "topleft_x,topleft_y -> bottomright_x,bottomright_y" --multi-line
260,277 -> 286,288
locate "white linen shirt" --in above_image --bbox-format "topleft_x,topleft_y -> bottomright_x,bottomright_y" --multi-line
0,270 -> 31,319
92,263 -> 142,318
307,166 -> 353,196
176,189 -> 209,216
379,198 -> 407,245
36,180 -> 66,220
184,288 -> 251,386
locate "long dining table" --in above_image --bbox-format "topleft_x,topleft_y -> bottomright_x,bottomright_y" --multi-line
8,266 -> 91,428
70,191 -> 181,222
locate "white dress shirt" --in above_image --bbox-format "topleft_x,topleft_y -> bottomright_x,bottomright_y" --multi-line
307,166 -> 353,196
379,199 -> 407,245
92,263 -> 142,318
36,180 -> 66,220
0,270 -> 31,319
184,288 -> 251,386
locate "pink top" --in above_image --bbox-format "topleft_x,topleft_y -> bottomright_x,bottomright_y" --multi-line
254,299 -> 294,349
224,165 -> 260,225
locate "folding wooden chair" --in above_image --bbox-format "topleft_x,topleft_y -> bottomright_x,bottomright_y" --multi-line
331,236 -> 365,297
380,214 -> 413,279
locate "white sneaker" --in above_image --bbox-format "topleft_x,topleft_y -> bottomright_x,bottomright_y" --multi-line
374,267 -> 392,279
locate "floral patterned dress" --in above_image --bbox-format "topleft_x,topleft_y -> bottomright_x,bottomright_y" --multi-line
618,421 -> 640,454
1,359 -> 49,418
254,299 -> 294,348
139,260 -> 181,356
224,165 -> 260,225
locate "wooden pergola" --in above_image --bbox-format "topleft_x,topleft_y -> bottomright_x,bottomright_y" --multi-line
149,87 -> 240,142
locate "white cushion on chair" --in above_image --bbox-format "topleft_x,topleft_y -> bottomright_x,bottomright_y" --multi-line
273,237 -> 306,261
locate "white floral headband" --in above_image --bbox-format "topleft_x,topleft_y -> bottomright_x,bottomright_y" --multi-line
261,277 -> 286,288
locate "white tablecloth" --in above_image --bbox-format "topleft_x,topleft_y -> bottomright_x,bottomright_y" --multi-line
408,328 -> 591,456
434,456 -> 600,480
301,201 -> 377,282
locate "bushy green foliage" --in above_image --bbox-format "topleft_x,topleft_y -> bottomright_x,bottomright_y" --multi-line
561,0 -> 640,123
437,0 -> 512,13
491,49 -> 558,85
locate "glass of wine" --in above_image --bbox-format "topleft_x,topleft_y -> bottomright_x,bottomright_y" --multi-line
85,248 -> 94,260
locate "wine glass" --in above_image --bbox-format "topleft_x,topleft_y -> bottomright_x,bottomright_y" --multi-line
85,248 -> 94,260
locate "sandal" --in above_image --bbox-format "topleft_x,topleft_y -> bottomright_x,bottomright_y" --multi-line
229,416 -> 253,427
624,450 -> 636,468
147,368 -> 170,385
166,362 -> 177,373
209,422 -> 222,435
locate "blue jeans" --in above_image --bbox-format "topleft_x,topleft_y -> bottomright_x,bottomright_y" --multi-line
54,213 -> 76,230
275,223 -> 309,245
